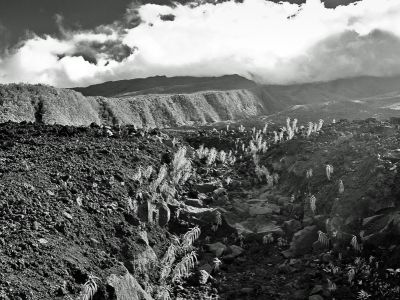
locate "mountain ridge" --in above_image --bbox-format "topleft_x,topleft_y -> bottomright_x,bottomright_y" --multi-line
1,74 -> 400,128
74,74 -> 400,102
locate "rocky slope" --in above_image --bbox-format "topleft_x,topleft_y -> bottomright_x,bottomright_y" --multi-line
1,117 -> 399,300
0,122 -> 175,299
0,84 -> 264,128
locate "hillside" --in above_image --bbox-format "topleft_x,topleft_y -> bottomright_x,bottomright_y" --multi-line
1,75 -> 400,130
0,84 -> 264,128
75,74 -> 400,122
73,75 -> 258,97
75,74 -> 400,104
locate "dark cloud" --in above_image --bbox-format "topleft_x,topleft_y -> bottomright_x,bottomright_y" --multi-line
159,14 -> 176,21
0,0 -> 133,47
69,40 -> 135,64
0,0 -> 361,49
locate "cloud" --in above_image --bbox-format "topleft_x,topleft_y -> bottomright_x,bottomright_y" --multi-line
0,0 -> 400,87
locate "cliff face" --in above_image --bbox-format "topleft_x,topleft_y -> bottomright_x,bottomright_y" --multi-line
0,84 -> 264,127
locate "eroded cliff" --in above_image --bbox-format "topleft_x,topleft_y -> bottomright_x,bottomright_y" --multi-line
0,84 -> 264,127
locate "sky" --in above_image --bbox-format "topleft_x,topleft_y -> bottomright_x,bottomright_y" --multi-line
0,0 -> 399,88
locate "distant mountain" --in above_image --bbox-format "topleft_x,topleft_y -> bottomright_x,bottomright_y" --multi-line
74,74 -> 400,115
73,74 -> 289,114
74,75 -> 257,97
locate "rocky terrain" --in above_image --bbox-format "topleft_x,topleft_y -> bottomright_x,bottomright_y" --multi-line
0,115 -> 399,299
0,74 -> 400,300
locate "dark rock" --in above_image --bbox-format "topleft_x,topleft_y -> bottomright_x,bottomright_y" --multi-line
283,219 -> 302,237
240,287 -> 254,295
293,289 -> 307,300
285,225 -> 318,257
206,242 -> 227,257
158,203 -> 170,227
185,198 -> 204,208
222,245 -> 244,261
195,182 -> 220,193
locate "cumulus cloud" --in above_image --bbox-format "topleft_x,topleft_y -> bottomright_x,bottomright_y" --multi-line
0,0 -> 400,87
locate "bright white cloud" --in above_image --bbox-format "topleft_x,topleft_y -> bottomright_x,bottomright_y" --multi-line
1,0 -> 400,87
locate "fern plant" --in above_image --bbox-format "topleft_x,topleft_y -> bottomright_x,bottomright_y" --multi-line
199,270 -> 211,284
317,230 -> 329,248
326,164 -> 334,180
80,274 -> 100,300
262,123 -> 268,134
218,150 -> 227,164
171,251 -> 198,282
155,285 -> 172,300
172,147 -> 192,185
351,235 -> 362,252
206,148 -> 218,166
213,257 -> 222,272
348,267 -> 356,284
143,165 -> 154,180
263,233 -> 274,244
357,290 -> 371,299
182,226 -> 201,248
317,119 -> 324,131
309,195 -> 317,214
327,278 -> 337,292
339,179 -> 345,194
306,168 -> 313,179
131,167 -> 143,184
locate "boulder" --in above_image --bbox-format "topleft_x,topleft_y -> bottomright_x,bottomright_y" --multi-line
222,245 -> 244,261
195,182 -> 220,193
199,263 -> 213,274
310,285 -> 323,295
107,271 -> 153,300
292,289 -> 307,300
206,242 -> 227,257
231,198 -> 251,214
181,205 -> 217,226
226,221 -> 254,235
283,219 -> 302,237
158,202 -> 170,227
213,188 -> 229,205
248,202 -> 280,216
309,295 -> 324,300
283,225 -> 318,257
256,223 -> 284,236
185,198 -> 204,208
